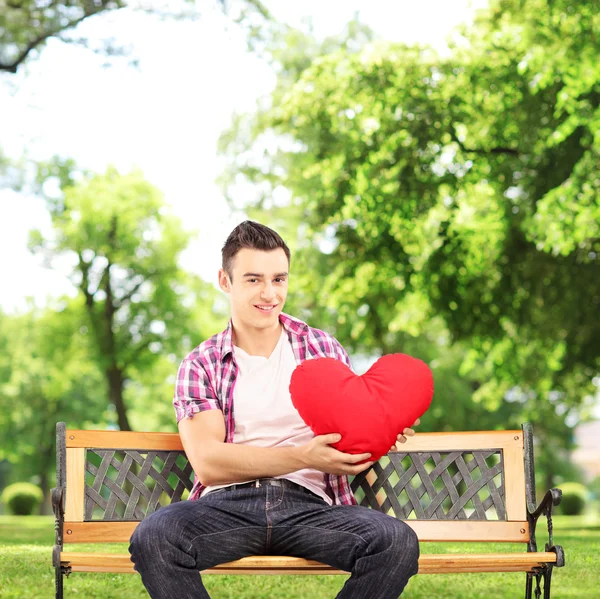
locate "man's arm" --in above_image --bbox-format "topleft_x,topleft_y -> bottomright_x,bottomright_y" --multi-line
178,410 -> 375,486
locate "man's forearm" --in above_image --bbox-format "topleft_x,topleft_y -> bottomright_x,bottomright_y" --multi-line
190,442 -> 309,486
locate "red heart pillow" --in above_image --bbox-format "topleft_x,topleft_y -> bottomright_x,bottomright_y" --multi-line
289,353 -> 434,460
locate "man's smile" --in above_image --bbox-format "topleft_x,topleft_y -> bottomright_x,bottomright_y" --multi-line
254,304 -> 278,313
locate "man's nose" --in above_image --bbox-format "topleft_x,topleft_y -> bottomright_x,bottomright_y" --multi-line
261,282 -> 275,300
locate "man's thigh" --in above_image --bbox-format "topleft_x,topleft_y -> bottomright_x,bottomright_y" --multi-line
269,490 -> 415,572
130,489 -> 269,568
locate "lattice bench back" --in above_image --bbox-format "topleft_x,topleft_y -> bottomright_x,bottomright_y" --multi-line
56,424 -> 536,544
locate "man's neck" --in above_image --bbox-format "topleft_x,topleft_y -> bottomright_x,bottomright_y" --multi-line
232,320 -> 283,358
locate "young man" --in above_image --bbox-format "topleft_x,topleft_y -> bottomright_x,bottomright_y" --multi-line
129,221 -> 420,598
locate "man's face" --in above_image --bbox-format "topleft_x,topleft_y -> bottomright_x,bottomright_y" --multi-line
218,248 -> 289,332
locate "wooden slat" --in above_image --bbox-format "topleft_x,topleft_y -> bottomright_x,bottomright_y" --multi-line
65,429 -> 522,452
61,552 -> 557,575
394,430 -> 523,452
64,521 -> 136,543
65,449 -> 85,522
503,444 -> 527,521
420,566 -> 545,574
202,568 -> 342,575
64,519 -> 529,544
70,567 -> 533,575
408,521 -> 529,542
213,552 -> 556,571
66,430 -> 183,450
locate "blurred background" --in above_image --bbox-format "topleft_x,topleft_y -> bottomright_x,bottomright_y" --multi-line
0,0 -> 598,519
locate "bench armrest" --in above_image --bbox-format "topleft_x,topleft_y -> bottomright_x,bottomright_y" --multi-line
530,488 -> 561,520
527,488 -> 565,567
52,486 -> 65,518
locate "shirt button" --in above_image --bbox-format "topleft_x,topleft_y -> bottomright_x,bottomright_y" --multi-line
223,407 -> 229,415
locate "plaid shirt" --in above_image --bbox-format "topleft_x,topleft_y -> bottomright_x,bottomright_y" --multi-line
173,312 -> 358,505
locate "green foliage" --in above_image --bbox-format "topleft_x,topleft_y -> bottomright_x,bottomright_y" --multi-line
219,1 -> 600,477
558,482 -> 589,516
1,158 -> 231,497
1,482 -> 43,515
2,164 -> 227,495
0,0 -> 273,74
0,0 -> 127,73
0,299 -> 106,508
26,164 -> 221,431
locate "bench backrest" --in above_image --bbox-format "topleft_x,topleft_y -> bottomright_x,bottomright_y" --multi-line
56,423 -> 536,545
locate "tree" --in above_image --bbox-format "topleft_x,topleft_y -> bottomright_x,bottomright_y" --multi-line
0,0 -> 272,74
29,164 -> 221,431
0,300 -> 106,512
219,2 -> 600,483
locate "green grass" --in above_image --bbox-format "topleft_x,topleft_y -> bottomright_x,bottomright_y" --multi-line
1,514 -> 598,598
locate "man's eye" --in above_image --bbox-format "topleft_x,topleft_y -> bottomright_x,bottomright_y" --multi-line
275,278 -> 286,283
248,279 -> 257,283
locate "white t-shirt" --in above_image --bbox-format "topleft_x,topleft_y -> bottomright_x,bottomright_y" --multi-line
200,329 -> 332,504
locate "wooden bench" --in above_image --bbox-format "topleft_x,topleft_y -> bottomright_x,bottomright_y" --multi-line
52,422 -> 564,598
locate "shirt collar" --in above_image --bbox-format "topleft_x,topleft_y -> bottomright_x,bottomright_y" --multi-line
220,312 -> 308,360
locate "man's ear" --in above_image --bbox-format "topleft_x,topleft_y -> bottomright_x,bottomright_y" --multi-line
218,268 -> 231,293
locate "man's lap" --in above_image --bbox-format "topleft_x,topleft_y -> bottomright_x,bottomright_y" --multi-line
131,482 -> 414,569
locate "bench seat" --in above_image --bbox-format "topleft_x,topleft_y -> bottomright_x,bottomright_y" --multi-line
60,550 -> 559,575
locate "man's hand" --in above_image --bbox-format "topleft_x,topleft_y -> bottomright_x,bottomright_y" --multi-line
389,418 -> 420,452
300,433 -> 375,476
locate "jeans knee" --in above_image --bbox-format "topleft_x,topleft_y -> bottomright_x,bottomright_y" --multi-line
402,524 -> 420,570
129,509 -> 179,565
129,513 -> 154,558
382,520 -> 420,569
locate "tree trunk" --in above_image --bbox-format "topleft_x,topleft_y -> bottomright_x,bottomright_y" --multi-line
37,437 -> 55,515
39,468 -> 51,515
107,365 -> 130,431
107,365 -> 138,498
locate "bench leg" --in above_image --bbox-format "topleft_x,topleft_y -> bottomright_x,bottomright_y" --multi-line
525,572 -> 533,599
543,568 -> 553,599
526,567 -> 554,599
55,564 -> 64,599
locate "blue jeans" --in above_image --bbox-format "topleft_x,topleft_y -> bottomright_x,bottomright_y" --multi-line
129,478 -> 419,598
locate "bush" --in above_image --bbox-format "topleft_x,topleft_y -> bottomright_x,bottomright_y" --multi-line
1,482 -> 43,515
558,482 -> 588,516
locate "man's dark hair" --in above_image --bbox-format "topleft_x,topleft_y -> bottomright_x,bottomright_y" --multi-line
222,221 -> 291,279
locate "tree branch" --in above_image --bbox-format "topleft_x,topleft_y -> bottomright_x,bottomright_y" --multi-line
115,277 -> 146,310
103,217 -> 118,349
0,3 -> 122,73
78,251 -> 106,355
78,252 -> 95,310
243,0 -> 273,20
90,264 -> 110,298
121,334 -> 161,369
